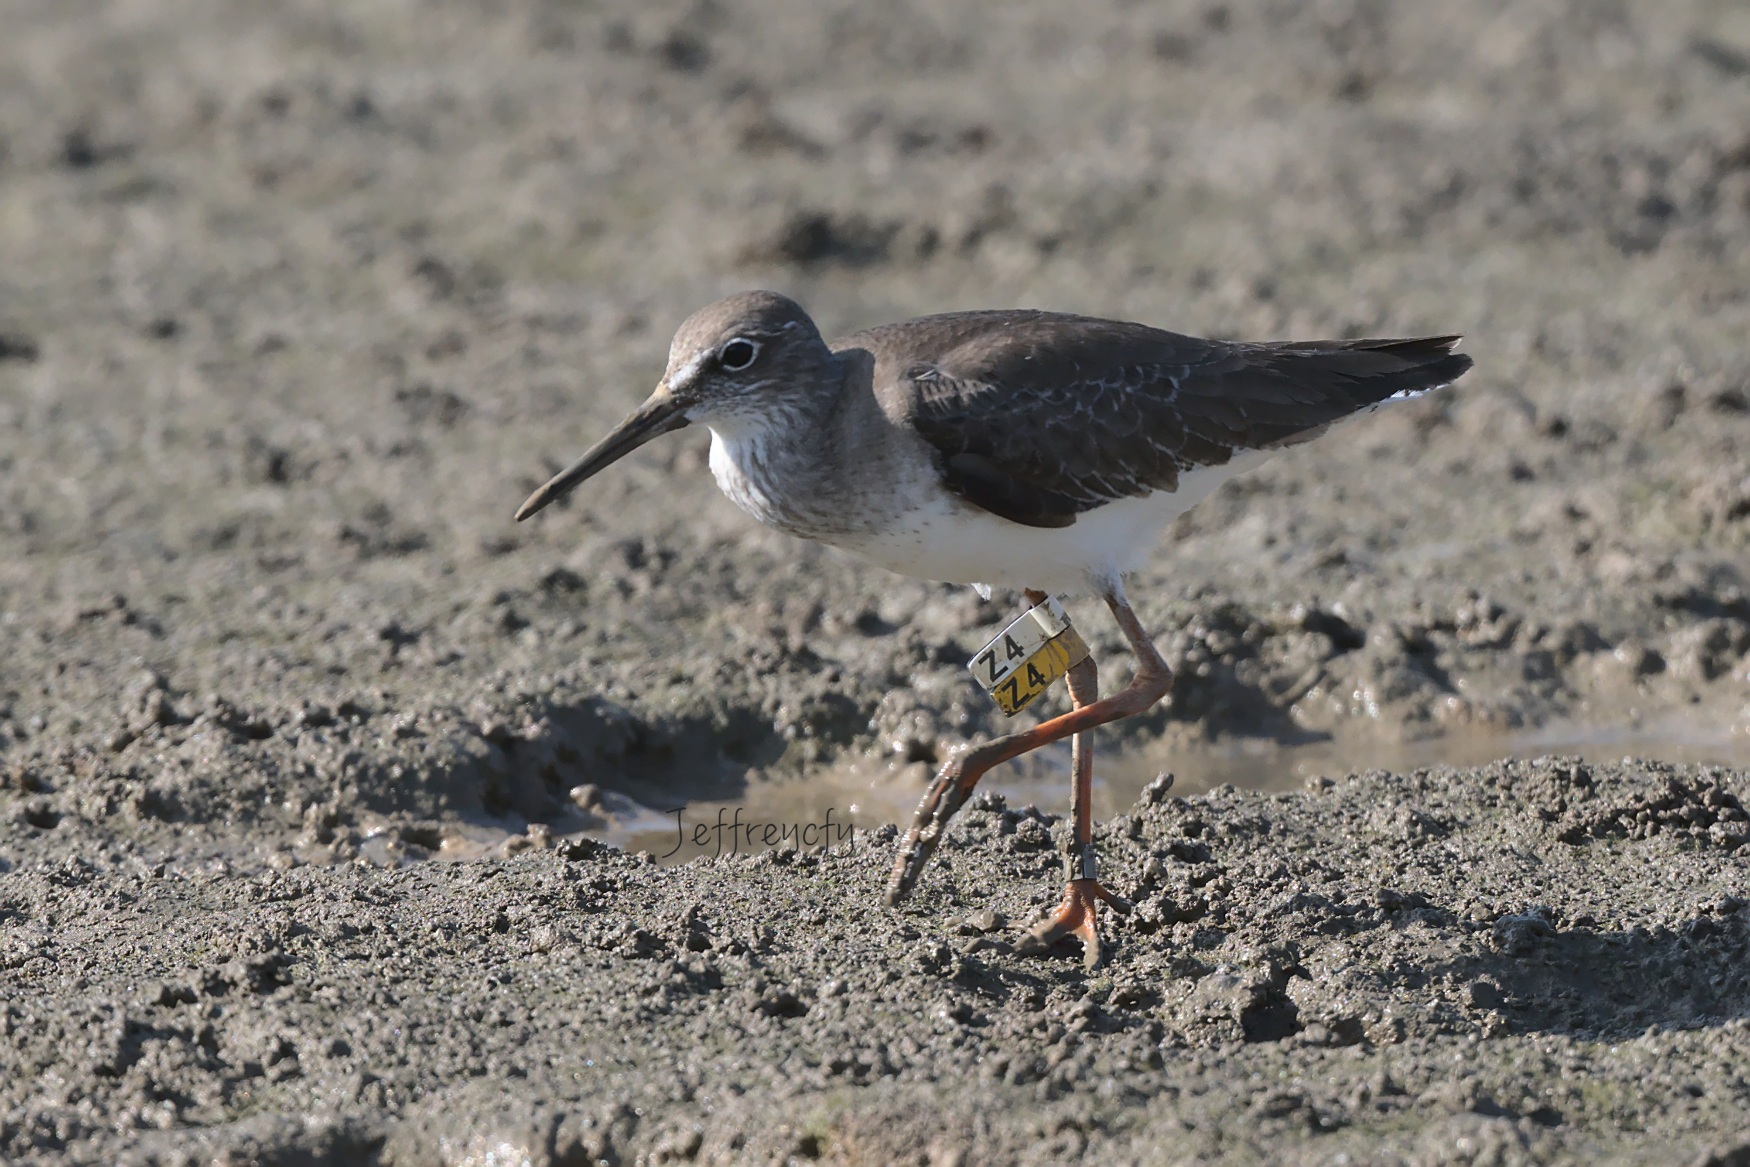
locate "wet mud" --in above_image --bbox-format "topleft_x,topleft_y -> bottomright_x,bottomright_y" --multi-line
3,0 -> 1750,1162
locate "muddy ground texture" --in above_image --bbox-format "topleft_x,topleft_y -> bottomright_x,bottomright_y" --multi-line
4,0 -> 1750,1162
2,760 -> 1749,1166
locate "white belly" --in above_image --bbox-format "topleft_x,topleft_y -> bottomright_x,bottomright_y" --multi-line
819,453 -> 1271,593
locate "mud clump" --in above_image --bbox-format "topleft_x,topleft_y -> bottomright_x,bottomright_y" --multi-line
1494,759 -> 1750,848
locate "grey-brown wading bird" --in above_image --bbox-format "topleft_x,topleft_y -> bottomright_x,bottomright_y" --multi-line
516,291 -> 1472,966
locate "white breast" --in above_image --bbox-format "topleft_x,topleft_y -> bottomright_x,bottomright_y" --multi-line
708,428 -> 781,528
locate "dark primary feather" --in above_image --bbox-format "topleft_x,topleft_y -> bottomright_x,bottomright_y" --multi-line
845,310 -> 1472,529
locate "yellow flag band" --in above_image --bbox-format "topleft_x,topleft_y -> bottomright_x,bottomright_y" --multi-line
967,596 -> 1091,716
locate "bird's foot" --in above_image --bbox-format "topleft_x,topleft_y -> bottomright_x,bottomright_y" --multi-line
1016,877 -> 1133,970
885,753 -> 976,907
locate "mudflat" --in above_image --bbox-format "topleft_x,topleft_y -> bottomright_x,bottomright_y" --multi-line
2,1 -> 1748,1163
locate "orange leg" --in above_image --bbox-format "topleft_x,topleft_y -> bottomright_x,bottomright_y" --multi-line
1014,650 -> 1134,967
885,583 -> 1172,968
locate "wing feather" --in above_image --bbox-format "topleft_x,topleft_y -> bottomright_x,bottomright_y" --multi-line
841,311 -> 1470,529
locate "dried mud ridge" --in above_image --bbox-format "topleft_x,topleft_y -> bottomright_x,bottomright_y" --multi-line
3,759 -> 1747,1165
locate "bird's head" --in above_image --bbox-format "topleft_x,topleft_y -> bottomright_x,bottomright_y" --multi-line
515,290 -> 833,521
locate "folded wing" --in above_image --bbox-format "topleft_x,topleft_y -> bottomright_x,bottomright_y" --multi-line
871,311 -> 1471,528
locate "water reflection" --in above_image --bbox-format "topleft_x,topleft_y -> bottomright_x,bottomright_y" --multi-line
599,712 -> 1750,864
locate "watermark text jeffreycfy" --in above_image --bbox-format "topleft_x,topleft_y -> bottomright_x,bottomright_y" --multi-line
661,806 -> 854,859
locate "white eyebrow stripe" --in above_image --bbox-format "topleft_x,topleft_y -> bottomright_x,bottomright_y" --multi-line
675,351 -> 710,386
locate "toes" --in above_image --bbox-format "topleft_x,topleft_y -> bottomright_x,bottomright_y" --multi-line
886,844 -> 930,905
882,871 -> 908,907
1019,916 -> 1077,956
1093,882 -> 1134,915
1081,928 -> 1104,971
1015,881 -> 1125,966
1018,912 -> 1101,965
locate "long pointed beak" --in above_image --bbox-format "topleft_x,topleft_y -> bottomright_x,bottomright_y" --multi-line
515,392 -> 690,521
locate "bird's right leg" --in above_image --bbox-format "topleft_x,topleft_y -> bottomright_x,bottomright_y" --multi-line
885,584 -> 1173,907
1009,651 -> 1133,968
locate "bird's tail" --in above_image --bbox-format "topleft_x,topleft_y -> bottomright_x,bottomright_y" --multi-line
1233,334 -> 1471,451
1282,334 -> 1473,402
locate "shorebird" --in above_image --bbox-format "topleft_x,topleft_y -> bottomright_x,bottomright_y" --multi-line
516,291 -> 1471,966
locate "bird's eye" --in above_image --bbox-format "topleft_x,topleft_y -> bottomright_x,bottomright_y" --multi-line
719,338 -> 759,371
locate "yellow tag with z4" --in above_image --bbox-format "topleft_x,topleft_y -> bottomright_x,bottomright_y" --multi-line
967,596 -> 1092,716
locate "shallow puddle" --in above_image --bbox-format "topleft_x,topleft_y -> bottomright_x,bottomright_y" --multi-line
600,710 -> 1750,864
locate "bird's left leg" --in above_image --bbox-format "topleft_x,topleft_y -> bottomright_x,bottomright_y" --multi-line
886,582 -> 1173,909
1014,651 -> 1132,969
